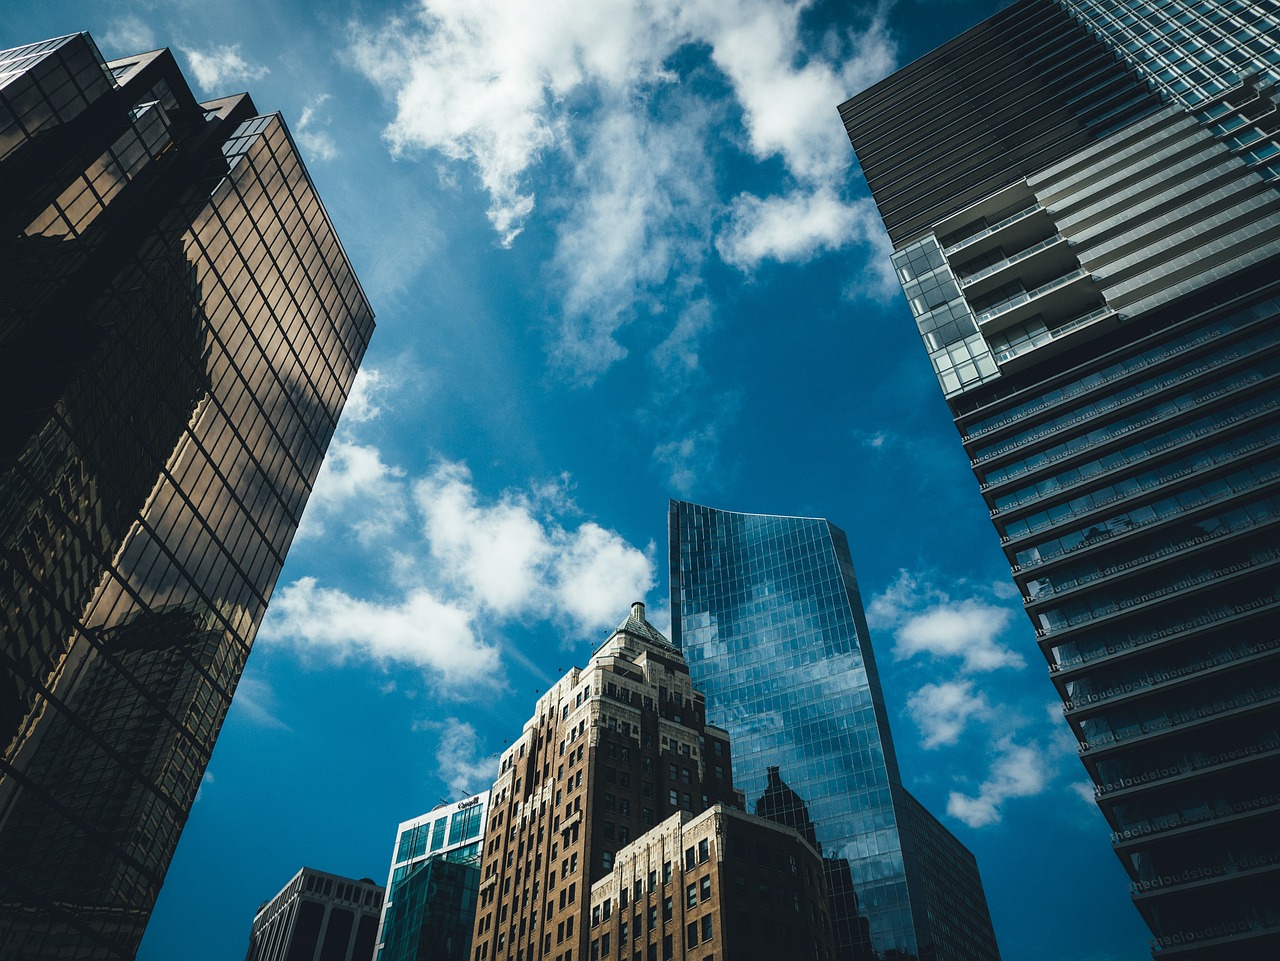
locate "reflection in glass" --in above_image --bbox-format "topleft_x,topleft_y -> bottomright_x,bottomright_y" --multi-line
670,501 -> 1001,961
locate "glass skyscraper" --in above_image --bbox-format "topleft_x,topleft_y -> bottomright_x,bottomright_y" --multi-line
840,2 -> 1279,957
0,33 -> 373,959
668,501 -> 1000,961
374,794 -> 489,961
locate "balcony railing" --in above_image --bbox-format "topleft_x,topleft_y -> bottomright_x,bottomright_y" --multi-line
958,234 -> 1067,287
975,269 -> 1089,327
1116,794 -> 1280,847
943,203 -> 1043,256
991,306 -> 1114,366
1077,683 -> 1280,753
1094,738 -> 1280,797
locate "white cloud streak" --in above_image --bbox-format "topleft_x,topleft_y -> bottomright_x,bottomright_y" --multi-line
434,717 -> 499,797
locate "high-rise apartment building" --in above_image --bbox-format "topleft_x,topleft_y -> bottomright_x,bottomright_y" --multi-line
375,793 -> 489,961
840,2 -> 1280,957
0,32 -> 373,959
472,603 -> 838,961
668,501 -> 1001,961
244,868 -> 384,961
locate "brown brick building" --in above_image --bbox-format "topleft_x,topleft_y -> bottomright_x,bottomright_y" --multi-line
471,603 -> 831,961
588,804 -> 834,961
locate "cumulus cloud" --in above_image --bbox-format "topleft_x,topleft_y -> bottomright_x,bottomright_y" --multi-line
341,367 -> 392,425
906,680 -> 991,749
261,577 -> 500,690
870,570 -> 1024,673
415,461 -> 655,633
182,44 -> 269,94
296,437 -> 408,543
718,188 -> 874,269
947,737 -> 1050,828
433,717 -> 499,797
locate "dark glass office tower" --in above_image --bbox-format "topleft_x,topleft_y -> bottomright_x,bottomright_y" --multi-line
669,501 -> 1001,961
0,33 -> 374,959
840,2 -> 1280,957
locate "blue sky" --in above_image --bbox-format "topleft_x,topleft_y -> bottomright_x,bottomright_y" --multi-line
9,2 -> 1151,959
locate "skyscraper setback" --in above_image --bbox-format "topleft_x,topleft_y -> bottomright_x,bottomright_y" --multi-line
0,32 -> 373,959
669,501 -> 1001,961
840,1 -> 1280,957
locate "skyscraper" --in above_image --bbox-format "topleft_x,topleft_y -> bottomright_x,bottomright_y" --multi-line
839,2 -> 1280,957
668,501 -> 1001,961
0,32 -> 373,959
245,869 -> 384,961
471,603 -> 835,961
374,793 -> 489,961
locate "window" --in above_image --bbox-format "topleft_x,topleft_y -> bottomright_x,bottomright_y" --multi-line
669,790 -> 679,806
602,851 -> 614,871
662,862 -> 672,884
699,877 -> 711,902
701,915 -> 713,942
662,896 -> 672,922
620,921 -> 629,946
686,922 -> 698,949
648,906 -> 657,930
686,883 -> 697,908
663,934 -> 673,960
685,848 -> 695,870
698,840 -> 709,863
601,933 -> 611,957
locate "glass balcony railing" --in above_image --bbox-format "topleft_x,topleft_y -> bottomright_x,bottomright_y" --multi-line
1078,682 -> 1280,753
943,204 -> 1043,256
958,234 -> 1067,287
1117,794 -> 1280,848
1094,736 -> 1280,798
975,269 -> 1090,327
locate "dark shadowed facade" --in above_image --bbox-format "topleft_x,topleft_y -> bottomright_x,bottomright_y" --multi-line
0,32 -> 373,959
840,1 -> 1280,957
245,869 -> 384,961
669,501 -> 1001,961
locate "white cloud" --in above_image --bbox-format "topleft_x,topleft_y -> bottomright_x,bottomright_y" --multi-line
101,16 -> 155,56
194,770 -> 214,803
182,44 -> 269,94
906,680 -> 991,749
229,674 -> 290,730
718,188 -> 875,269
653,298 -> 715,377
895,600 -> 1023,672
434,717 -> 499,798
414,461 -> 655,634
260,577 -> 500,690
653,422 -> 722,498
947,737 -> 1049,828
869,570 -> 1024,673
296,93 -> 338,163
341,367 -> 391,425
296,437 -> 408,543
548,105 -> 715,382
1069,781 -> 1097,805
349,0 -> 897,374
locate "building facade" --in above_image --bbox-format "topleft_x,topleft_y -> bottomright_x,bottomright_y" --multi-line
840,2 -> 1280,957
375,793 -> 490,961
0,32 -> 374,959
471,603 -> 795,961
668,501 -> 1001,961
245,868 -> 384,961
587,804 -> 835,961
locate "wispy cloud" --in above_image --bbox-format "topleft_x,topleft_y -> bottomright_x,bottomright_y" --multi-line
229,674 -> 291,730
296,93 -> 338,163
182,44 -> 269,94
101,16 -> 155,56
946,736 -> 1050,828
432,717 -> 500,797
349,0 -> 896,380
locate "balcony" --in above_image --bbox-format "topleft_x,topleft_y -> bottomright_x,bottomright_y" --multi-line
942,203 -> 1048,258
1077,682 -> 1280,755
974,269 -> 1098,334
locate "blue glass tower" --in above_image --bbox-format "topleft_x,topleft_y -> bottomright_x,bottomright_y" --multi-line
668,501 -> 1000,961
